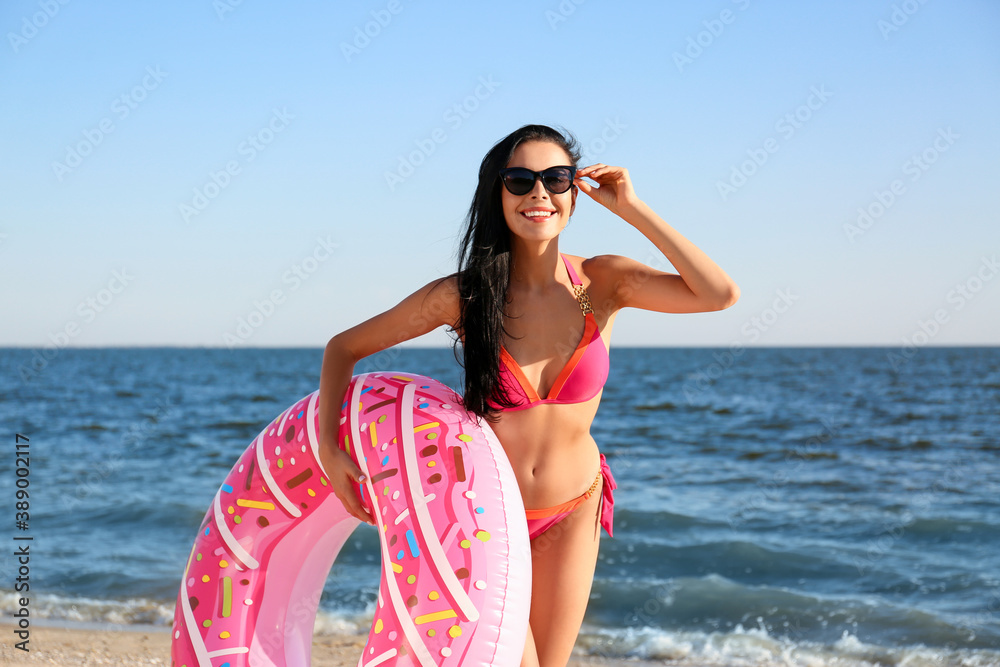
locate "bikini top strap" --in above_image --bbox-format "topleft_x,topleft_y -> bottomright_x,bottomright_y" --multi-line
560,253 -> 582,285
561,254 -> 594,315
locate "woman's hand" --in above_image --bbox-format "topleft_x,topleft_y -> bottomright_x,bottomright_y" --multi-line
575,163 -> 641,219
320,442 -> 375,525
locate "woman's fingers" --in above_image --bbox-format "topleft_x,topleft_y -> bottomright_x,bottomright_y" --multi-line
336,485 -> 374,525
575,163 -> 637,215
577,163 -> 621,181
579,164 -> 626,180
326,446 -> 375,524
335,477 -> 375,525
577,163 -> 606,174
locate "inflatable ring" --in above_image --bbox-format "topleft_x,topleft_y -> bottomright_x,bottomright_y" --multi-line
170,372 -> 531,666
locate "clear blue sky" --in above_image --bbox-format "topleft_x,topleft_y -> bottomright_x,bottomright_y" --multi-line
2,1 -> 998,348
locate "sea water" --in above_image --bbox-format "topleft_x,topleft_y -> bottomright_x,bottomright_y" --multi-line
1,347 -> 998,666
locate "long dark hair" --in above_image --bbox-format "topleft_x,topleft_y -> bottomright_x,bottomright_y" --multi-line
454,124 -> 582,423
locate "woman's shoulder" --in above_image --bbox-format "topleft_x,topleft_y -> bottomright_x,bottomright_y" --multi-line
564,254 -> 653,313
429,274 -> 460,301
423,274 -> 462,325
562,253 -> 635,283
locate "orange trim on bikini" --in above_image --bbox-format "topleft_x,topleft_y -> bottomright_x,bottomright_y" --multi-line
498,346 -> 541,403
524,495 -> 589,520
545,315 -> 598,400
499,313 -> 595,402
490,254 -> 610,411
524,470 -> 602,519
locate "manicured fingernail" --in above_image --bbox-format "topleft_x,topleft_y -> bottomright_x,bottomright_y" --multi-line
358,475 -> 366,482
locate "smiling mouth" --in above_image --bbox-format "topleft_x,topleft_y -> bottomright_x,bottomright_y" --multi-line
520,210 -> 555,221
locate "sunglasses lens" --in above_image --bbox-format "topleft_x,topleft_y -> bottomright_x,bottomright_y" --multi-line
503,169 -> 536,195
501,167 -> 575,195
542,168 -> 573,194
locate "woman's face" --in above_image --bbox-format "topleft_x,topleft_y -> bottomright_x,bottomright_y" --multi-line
501,140 -> 577,242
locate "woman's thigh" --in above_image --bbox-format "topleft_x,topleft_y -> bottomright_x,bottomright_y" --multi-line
526,481 -> 603,667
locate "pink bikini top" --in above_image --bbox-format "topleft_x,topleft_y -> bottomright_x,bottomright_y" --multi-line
491,254 -> 610,412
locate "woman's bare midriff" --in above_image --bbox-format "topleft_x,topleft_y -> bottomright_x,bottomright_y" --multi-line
490,393 -> 603,510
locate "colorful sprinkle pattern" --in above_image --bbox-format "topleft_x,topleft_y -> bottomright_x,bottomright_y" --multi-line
170,373 -> 530,667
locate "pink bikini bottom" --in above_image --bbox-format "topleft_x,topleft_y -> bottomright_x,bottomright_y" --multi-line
524,453 -> 616,540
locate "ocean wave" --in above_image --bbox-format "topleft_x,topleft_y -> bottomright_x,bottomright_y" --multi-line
0,590 -> 370,636
634,400 -> 679,411
0,591 -> 174,627
75,423 -> 111,432
8,590 -> 999,665
577,623 -> 1000,666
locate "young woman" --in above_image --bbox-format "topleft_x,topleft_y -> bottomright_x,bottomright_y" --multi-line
317,124 -> 739,667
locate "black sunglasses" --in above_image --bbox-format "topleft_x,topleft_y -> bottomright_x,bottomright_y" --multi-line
499,166 -> 577,196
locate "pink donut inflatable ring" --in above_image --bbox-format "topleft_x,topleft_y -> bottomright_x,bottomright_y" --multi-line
170,372 -> 531,667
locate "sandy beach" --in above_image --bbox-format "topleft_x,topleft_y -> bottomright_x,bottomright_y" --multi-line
0,622 -> 668,667
0,622 -> 366,666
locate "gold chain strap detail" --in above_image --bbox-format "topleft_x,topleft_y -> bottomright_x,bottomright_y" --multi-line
572,283 -> 594,315
584,470 -> 602,498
